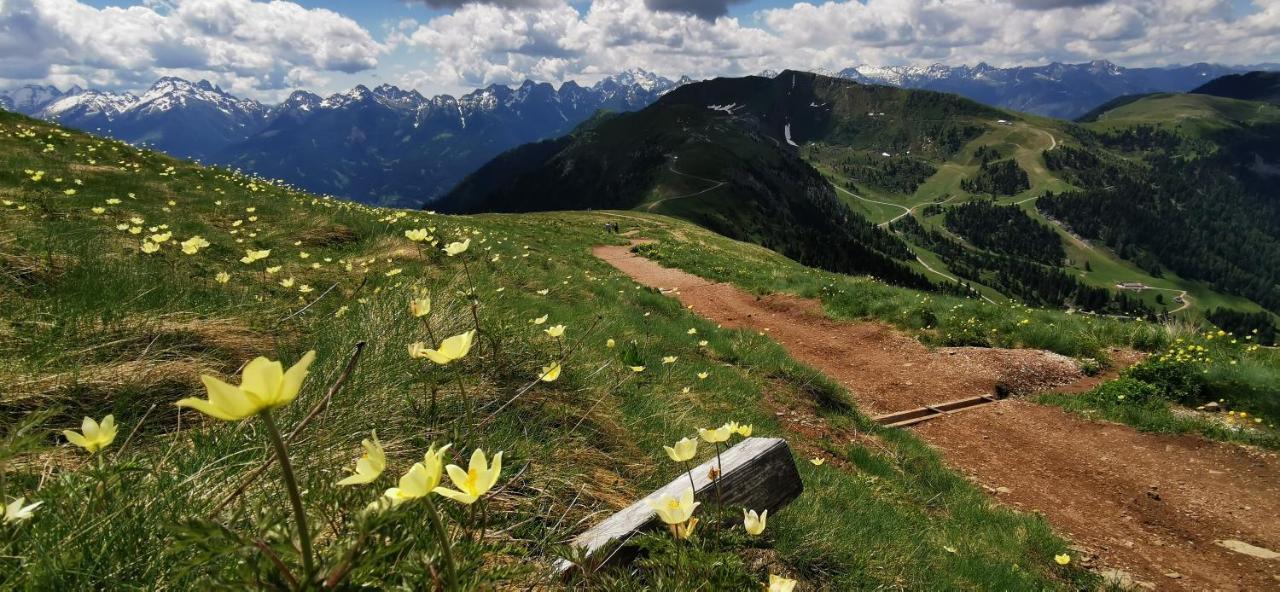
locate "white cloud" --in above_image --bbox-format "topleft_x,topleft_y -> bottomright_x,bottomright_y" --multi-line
0,0 -> 384,96
405,0 -> 1280,92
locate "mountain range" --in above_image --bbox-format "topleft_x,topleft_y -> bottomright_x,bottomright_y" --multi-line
0,70 -> 689,207
3,61 -> 1274,208
836,60 -> 1267,119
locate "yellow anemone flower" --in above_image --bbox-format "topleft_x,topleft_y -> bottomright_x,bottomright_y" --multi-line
629,366 -> 645,373
663,437 -> 698,462
606,338 -> 616,348
697,372 -> 709,380
443,238 -> 470,256
672,517 -> 699,539
809,457 -> 825,466
662,356 -> 677,364
698,425 -> 732,443
177,351 -> 316,421
736,424 -> 753,437
337,431 -> 386,486
140,241 -> 160,254
384,444 -> 452,504
404,228 -> 430,242
409,330 -> 475,365
410,296 -> 431,318
3,497 -> 42,525
532,314 -> 548,325
1054,554 -> 1071,565
768,574 -> 797,592
434,449 -> 503,505
743,508 -> 767,536
215,271 -> 231,284
540,362 -> 561,382
63,415 -> 118,454
544,324 -> 566,338
649,487 -> 698,525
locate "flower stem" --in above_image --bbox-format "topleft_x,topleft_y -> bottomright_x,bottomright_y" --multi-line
454,371 -> 471,445
714,443 -> 725,538
261,410 -> 315,584
423,496 -> 459,590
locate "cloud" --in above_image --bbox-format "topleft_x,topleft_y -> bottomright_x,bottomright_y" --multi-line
409,0 -> 558,8
643,0 -> 749,20
0,0 -> 384,96
1011,0 -> 1109,9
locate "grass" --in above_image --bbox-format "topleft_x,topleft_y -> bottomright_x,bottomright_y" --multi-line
0,112 -> 1106,589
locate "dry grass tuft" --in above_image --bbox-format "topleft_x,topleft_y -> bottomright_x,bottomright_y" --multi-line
299,223 -> 359,247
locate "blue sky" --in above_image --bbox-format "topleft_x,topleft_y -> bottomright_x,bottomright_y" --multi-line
7,0 -> 1278,100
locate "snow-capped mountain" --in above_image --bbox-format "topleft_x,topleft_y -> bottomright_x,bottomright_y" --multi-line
1,69 -> 689,205
836,60 -> 1257,119
222,69 -> 690,207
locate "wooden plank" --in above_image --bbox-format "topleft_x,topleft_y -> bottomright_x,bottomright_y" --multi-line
558,437 -> 803,573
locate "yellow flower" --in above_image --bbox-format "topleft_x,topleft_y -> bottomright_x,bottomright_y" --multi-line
606,338 -> 616,348
736,424 -> 753,437
649,487 -> 699,525
298,284 -> 313,294
404,228 -> 430,242
240,249 -> 270,264
140,241 -> 160,254
434,449 -> 503,505
3,497 -> 42,525
743,508 -> 767,536
698,425 -> 732,443
443,238 -> 470,256
63,415 -> 118,454
409,330 -> 475,365
337,431 -> 386,486
662,356 -> 677,365
1054,554 -> 1070,565
540,362 -> 562,382
768,574 -> 797,592
265,265 -> 282,274
663,437 -> 698,462
629,365 -> 645,373
150,232 -> 171,244
532,314 -> 548,325
687,328 -> 697,335
384,443 -> 451,504
410,296 -> 431,318
215,271 -> 231,284
180,236 -> 210,255
177,351 -> 317,421
544,324 -> 565,338
671,516 -> 699,539
697,372 -> 709,380
280,277 -> 295,288
91,206 -> 105,214
809,457 -> 825,466
698,340 -> 708,347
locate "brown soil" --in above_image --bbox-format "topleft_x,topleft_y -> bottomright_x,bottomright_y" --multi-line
595,241 -> 1280,591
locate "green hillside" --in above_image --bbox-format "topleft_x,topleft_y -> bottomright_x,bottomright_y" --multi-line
0,110 -> 1126,589
444,72 -> 1277,328
6,97 -> 1280,590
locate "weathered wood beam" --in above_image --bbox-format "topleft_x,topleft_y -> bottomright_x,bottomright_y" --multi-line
558,437 -> 803,573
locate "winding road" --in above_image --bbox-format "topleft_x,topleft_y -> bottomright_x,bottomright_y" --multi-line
645,166 -> 726,212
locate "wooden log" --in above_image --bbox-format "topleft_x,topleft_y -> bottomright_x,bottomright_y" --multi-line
558,437 -> 803,573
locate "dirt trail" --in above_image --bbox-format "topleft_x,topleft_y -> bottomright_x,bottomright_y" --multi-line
594,241 -> 1280,591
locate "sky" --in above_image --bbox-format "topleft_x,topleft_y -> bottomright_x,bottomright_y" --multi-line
1,0 -> 1277,101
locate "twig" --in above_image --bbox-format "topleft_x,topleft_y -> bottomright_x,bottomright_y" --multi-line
207,341 -> 367,518
480,317 -> 603,422
112,403 -> 157,461
252,538 -> 300,590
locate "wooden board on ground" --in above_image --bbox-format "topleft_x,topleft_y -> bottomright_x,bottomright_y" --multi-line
559,437 -> 803,573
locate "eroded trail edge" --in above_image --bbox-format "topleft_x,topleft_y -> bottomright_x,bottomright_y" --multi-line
594,240 -> 1280,591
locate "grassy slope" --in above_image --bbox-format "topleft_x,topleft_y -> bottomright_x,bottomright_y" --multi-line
803,111 -> 1260,317
0,113 -> 1106,589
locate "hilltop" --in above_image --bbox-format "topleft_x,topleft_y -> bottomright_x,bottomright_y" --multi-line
1192,70 -> 1280,104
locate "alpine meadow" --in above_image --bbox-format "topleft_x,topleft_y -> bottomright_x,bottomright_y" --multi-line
3,1 -> 1280,591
